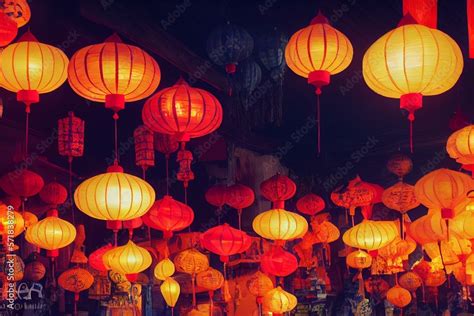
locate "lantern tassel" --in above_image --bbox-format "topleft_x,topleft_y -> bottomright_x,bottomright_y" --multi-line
316,88 -> 321,155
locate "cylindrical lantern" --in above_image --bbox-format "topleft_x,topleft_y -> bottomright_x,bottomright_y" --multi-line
134,125 -> 154,173
58,112 -> 85,159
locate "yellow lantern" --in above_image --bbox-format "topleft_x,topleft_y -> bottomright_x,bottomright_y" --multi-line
446,125 -> 474,173
342,220 -> 398,251
246,271 -> 274,298
450,208 -> 474,239
423,241 -> 459,266
407,209 -> 447,245
346,250 -> 372,269
103,240 -> 152,275
160,277 -> 180,308
252,208 -> 308,242
74,165 -> 155,221
381,182 -> 419,213
173,248 -> 209,275
25,209 -> 76,258
0,205 -> 24,237
386,285 -> 412,308
154,258 -> 175,281
263,286 -> 297,314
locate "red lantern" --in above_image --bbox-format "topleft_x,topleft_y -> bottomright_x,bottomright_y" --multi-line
260,174 -> 296,208
176,144 -> 194,188
296,193 -> 325,216
205,185 -> 228,210
134,125 -> 154,175
39,182 -> 68,206
58,111 -> 85,160
142,195 -> 194,238
200,223 -> 252,262
0,11 -> 17,47
0,170 -> 44,198
154,133 -> 179,158
403,0 -> 437,28
88,243 -> 113,274
261,246 -> 298,277
123,217 -> 143,238
225,184 -> 255,229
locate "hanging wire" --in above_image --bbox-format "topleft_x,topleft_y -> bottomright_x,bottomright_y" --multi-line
316,88 -> 322,155
113,113 -> 119,164
25,111 -> 30,159
68,157 -> 75,225
166,156 -> 170,195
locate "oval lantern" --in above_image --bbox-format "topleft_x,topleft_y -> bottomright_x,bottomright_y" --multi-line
424,269 -> 446,287
450,209 -> 474,239
68,34 -> 160,113
387,154 -> 413,180
0,169 -> 44,198
446,125 -> 474,174
174,248 -> 209,275
103,240 -> 152,275
260,174 -> 296,208
196,268 -> 224,292
200,223 -> 251,262
296,193 -> 325,216
342,220 -> 398,251
74,165 -> 155,221
382,182 -> 419,213
22,211 -> 38,229
346,250 -> 373,270
24,260 -> 46,282
261,246 -> 298,277
407,209 -> 447,245
0,11 -> 17,47
89,244 -> 113,273
363,15 -> 463,152
399,272 -> 422,293
154,133 -> 179,158
142,195 -> 194,238
154,258 -> 175,281
58,267 -> 94,309
386,285 -> 412,308
1,0 -> 31,27
226,184 -> 255,229
205,185 -> 228,210
247,271 -> 274,299
313,220 -> 340,244
160,277 -> 180,308
263,286 -> 298,314
253,208 -> 308,243
39,182 -> 68,206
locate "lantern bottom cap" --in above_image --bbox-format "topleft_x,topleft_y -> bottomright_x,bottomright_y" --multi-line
400,93 -> 422,119
17,90 -> 39,110
308,70 -> 330,90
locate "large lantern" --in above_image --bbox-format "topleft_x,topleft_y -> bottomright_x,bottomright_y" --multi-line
261,246 -> 298,277
296,193 -> 325,216
263,286 -> 298,314
407,209 -> 447,245
200,223 -> 251,262
74,164 -> 155,221
285,11 -> 353,153
160,277 -> 180,308
252,208 -> 308,243
103,240 -> 152,276
0,169 -> 44,199
363,15 -> 463,152
260,174 -> 296,209
342,220 -> 398,251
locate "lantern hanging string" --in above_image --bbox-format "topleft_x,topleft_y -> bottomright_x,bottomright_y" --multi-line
113,112 -> 119,164
191,273 -> 197,308
316,88 -> 321,155
166,155 -> 170,195
69,157 -> 75,225
25,110 -> 30,159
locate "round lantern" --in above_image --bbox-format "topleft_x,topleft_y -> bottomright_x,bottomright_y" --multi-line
252,208 -> 308,243
313,220 -> 340,244
407,209 -> 447,245
263,286 -> 298,314
386,285 -> 412,308
174,248 -> 209,275
226,184 -> 255,229
346,250 -> 372,269
196,268 -> 224,292
260,174 -> 296,208
342,220 -> 398,251
247,271 -> 274,299
39,182 -> 68,206
68,34 -> 160,113
142,195 -> 194,238
205,185 -> 228,210
0,31 -> 68,111
453,266 -> 474,286
0,11 -> 17,47
154,258 -> 175,281
58,267 -> 94,311
200,223 -> 252,262
103,240 -> 152,275
24,260 -> 46,282
2,196 -> 21,210
25,209 -> 76,257
22,211 -> 38,229
382,182 -> 419,213
0,205 -> 24,237
0,169 -> 44,198
142,78 -> 222,143
363,15 -> 463,152
378,236 -> 416,262
261,246 -> 298,277
414,168 -> 472,220
1,0 -> 31,27
387,154 -> 413,180
450,209 -> 474,239
399,271 -> 422,296
154,133 -> 179,158
89,244 -> 113,273
424,269 -> 446,287
446,125 -> 474,173
74,164 -> 155,221
296,193 -> 325,216
161,277 -> 180,308
364,276 -> 390,298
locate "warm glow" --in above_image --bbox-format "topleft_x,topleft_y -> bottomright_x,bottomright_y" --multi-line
103,240 -> 152,275
381,182 -> 420,213
386,285 -> 411,308
398,271 -> 422,292
246,271 -> 274,298
154,258 -> 175,281
342,220 -> 398,251
252,208 -> 308,242
200,223 -> 251,261
196,268 -> 224,291
160,277 -> 180,308
346,250 -> 372,269
447,125 -> 474,168
263,286 -> 298,314
173,248 -> 209,275
0,204 -> 24,237
58,267 -> 94,294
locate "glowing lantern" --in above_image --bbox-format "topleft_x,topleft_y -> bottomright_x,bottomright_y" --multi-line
39,182 -> 68,206
58,267 -> 94,313
260,174 -> 296,208
446,125 -> 474,174
68,34 -> 160,113
403,0 -> 437,28
387,153 -> 413,180
363,15 -> 463,152
453,266 -> 474,286
205,185 -> 228,210
247,271 -> 274,299
399,272 -> 422,294
201,223 -> 251,262
313,220 -> 340,244
386,285 -> 412,308
285,11 -> 353,153
22,211 -> 37,229
0,11 -> 17,47
423,241 -> 459,266
261,246 -> 298,277
154,258 -> 175,281
415,169 -> 472,220
196,268 -> 224,292
253,208 -> 308,243
346,250 -> 372,270
382,182 -> 419,213
58,111 -> 85,160
160,277 -> 180,308
103,240 -> 152,275
330,176 -> 376,220
142,195 -> 194,238
0,169 -> 44,198
407,209 -> 447,245
1,0 -> 31,27
378,236 -> 416,262
0,205 -> 24,237
424,269 -> 446,287
89,243 -> 113,273
74,164 -> 155,221
342,220 -> 398,251
134,125 -> 154,175
450,209 -> 474,239
226,184 -> 255,229
24,260 -> 46,282
263,286 -> 297,314
296,193 -> 325,216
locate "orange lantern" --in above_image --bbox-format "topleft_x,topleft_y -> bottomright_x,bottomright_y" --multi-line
226,184 -> 255,229
1,0 -> 31,27
313,220 -> 340,244
261,246 -> 298,277
161,277 -> 180,309
453,266 -> 474,286
365,276 -> 390,298
450,208 -> 474,239
0,11 -> 17,47
196,267 -> 224,310
58,267 -> 94,314
330,176 -> 376,220
39,182 -> 68,207
253,208 -> 308,243
399,272 -> 422,294
363,15 -> 463,152
154,258 -> 175,281
346,250 -> 372,270
424,269 -> 446,287
296,193 -> 325,216
378,236 -> 416,263
446,125 -> 474,174
285,11 -> 353,153
0,204 -> 24,238
22,211 -> 37,229
260,174 -> 296,208
24,260 -> 46,282
387,153 -> 413,180
262,286 -> 298,314
407,209 -> 447,245
382,182 -> 419,214
25,209 -> 76,258
200,223 -> 251,262
386,285 -> 412,308
0,169 -> 44,198
247,271 -> 274,300
342,220 -> 398,251
103,240 -> 152,277
0,254 -> 24,281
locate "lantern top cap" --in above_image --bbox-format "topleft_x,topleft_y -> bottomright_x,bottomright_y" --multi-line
107,164 -> 124,173
398,13 -> 419,27
17,31 -> 38,43
47,209 -> 59,217
175,77 -> 189,86
310,11 -> 329,25
105,33 -> 123,43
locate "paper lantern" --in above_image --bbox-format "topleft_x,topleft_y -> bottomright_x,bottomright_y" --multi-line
263,286 -> 297,314
142,78 -> 222,143
1,0 -> 31,27
377,236 -> 416,261
200,223 -> 251,262
22,211 -> 37,229
403,0 -> 437,28
386,285 -> 412,308
342,220 -> 398,251
399,272 -> 422,293
453,265 -> 474,285
407,209 -> 447,245
205,185 -> 228,210
58,111 -> 85,159
154,133 -> 179,158
161,277 -> 180,308
261,246 -> 298,277
382,182 -> 419,213
313,220 -> 340,244
142,195 -> 194,238
24,260 -> 45,282
415,168 -> 472,219
68,34 -> 160,113
58,267 -> 94,311
154,258 -> 175,281
2,196 -> 20,210
25,209 -> 76,257
89,243 -> 113,273
0,11 -> 17,47
0,31 -> 68,110
0,204 -> 24,237
330,176 -> 376,218
364,276 -> 390,298
424,269 -> 446,287
423,241 -> 459,266
226,184 -> 255,229
39,182 -> 68,206
235,59 -> 262,96
103,240 -> 152,275
296,193 -> 325,216
450,209 -> 474,239
253,208 -> 308,242
134,125 -> 154,172
260,174 -> 296,208
363,16 -> 463,152
196,268 -> 224,291
247,271 -> 274,298
174,248 -> 209,275
74,164 -> 155,221
387,153 -> 413,179
446,125 -> 474,174
346,250 -> 372,269
0,169 -> 44,198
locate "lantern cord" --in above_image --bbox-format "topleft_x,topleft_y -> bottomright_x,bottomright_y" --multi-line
238,209 -> 242,230
142,167 -> 146,180
25,110 -> 30,159
113,230 -> 118,247
191,274 -> 197,308
69,157 -> 75,225
316,88 -> 322,155
209,291 -> 213,316
113,113 -> 119,164
171,308 -> 174,316
184,186 -> 188,205
165,157 -> 170,195
148,226 -> 152,245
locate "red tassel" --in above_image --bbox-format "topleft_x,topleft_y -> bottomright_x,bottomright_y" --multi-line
469,0 -> 474,58
403,0 -> 437,28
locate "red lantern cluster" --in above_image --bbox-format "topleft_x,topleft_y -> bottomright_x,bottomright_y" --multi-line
260,174 -> 296,208
0,11 -> 17,47
200,223 -> 252,262
296,193 -> 325,216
